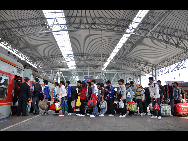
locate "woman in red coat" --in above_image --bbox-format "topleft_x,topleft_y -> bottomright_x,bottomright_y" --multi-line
78,81 -> 87,116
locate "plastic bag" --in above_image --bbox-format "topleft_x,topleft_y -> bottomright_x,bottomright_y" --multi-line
119,100 -> 124,108
76,96 -> 81,107
154,102 -> 160,111
100,101 -> 106,109
55,102 -> 61,111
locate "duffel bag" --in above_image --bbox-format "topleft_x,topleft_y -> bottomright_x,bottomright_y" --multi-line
174,103 -> 188,116
38,101 -> 48,110
87,98 -> 93,107
161,104 -> 171,116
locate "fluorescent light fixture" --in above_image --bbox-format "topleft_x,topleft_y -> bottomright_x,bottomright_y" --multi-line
0,41 -> 37,68
102,10 -> 149,70
43,10 -> 76,69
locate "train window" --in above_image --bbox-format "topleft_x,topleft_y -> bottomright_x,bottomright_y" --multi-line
0,74 -> 9,100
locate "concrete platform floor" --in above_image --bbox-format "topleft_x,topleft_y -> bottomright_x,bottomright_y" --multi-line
1,111 -> 188,131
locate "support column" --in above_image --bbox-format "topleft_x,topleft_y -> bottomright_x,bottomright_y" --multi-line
82,70 -> 84,81
154,65 -> 157,82
139,72 -> 141,85
152,65 -> 154,78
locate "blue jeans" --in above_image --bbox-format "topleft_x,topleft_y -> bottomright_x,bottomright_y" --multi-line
152,98 -> 162,116
61,97 -> 65,115
92,103 -> 98,116
170,99 -> 174,115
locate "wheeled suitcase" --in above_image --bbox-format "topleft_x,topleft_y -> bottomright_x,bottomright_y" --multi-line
174,103 -> 188,116
161,104 -> 171,116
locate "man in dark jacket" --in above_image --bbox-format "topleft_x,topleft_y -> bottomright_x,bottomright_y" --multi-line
17,77 -> 30,116
157,80 -> 165,103
143,87 -> 151,115
86,81 -> 92,100
32,78 -> 42,115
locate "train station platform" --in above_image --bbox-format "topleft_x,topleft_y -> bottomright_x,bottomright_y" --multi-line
1,112 -> 188,131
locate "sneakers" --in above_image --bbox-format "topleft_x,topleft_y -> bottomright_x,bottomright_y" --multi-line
68,113 -> 71,115
140,113 -> 143,116
42,112 -> 48,115
119,115 -> 126,117
151,116 -> 162,120
158,116 -> 161,120
151,116 -> 157,118
90,115 -> 95,117
59,114 -> 64,116
76,114 -> 80,116
109,114 -> 114,116
99,114 -> 104,116
79,114 -> 85,117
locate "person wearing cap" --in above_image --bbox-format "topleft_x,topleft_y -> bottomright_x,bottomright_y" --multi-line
148,77 -> 162,120
17,77 -> 30,116
32,78 -> 42,115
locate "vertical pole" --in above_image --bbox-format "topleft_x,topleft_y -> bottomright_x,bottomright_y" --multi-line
152,65 -> 154,78
101,30 -> 103,79
155,65 -> 157,82
83,71 -> 84,81
133,72 -> 135,83
58,71 -> 60,84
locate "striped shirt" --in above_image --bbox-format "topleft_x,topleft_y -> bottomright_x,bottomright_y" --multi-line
136,88 -> 143,99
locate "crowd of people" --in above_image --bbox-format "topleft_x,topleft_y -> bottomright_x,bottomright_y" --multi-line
17,76 -> 186,120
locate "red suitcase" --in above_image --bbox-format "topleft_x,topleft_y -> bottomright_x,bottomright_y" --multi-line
174,103 -> 188,116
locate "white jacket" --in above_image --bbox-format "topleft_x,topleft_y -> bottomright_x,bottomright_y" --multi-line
149,83 -> 160,98
92,84 -> 98,96
55,86 -> 60,95
59,85 -> 66,98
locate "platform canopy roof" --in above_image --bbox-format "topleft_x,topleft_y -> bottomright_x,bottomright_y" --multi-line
0,10 -> 188,76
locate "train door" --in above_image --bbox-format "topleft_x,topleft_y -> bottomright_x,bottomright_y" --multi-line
0,70 -> 15,119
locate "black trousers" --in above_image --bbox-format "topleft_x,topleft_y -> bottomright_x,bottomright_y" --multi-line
67,97 -> 73,113
109,98 -> 115,115
80,99 -> 85,115
17,98 -> 27,116
121,99 -> 127,116
32,96 -> 39,113
143,99 -> 151,114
